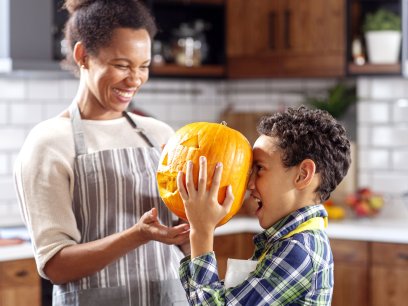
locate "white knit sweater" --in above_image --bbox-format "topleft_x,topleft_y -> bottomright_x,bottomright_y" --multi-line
14,113 -> 174,278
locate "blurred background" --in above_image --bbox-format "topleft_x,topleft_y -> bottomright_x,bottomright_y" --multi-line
1,0 -> 408,305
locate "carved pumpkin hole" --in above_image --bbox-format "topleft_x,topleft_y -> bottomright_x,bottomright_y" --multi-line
181,135 -> 199,149
157,172 -> 177,196
162,153 -> 169,166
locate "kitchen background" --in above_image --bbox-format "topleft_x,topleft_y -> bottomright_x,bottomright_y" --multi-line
1,0 -> 408,305
0,76 -> 338,226
1,76 -> 408,225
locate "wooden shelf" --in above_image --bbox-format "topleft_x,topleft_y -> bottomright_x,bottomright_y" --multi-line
150,64 -> 225,77
348,63 -> 401,75
153,0 -> 224,5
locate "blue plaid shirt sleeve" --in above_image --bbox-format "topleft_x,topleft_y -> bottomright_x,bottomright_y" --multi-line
179,236 -> 332,306
179,252 -> 226,305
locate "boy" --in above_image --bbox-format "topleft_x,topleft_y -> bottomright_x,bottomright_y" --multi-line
176,106 -> 351,305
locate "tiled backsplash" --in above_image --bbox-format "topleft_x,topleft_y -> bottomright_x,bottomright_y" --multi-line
2,74 -> 407,226
357,78 -> 408,195
0,75 -> 338,226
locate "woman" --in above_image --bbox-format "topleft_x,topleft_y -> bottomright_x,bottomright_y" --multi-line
14,0 -> 189,305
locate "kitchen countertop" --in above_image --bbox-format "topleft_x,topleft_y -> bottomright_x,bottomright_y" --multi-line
0,227 -> 33,262
215,214 -> 408,244
2,202 -> 408,261
0,242 -> 34,262
326,218 -> 408,243
215,197 -> 408,243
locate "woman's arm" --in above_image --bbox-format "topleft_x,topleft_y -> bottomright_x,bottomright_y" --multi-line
16,120 -> 189,285
44,208 -> 189,284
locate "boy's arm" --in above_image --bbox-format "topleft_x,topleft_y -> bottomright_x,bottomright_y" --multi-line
177,156 -> 234,258
174,218 -> 191,256
176,156 -> 232,304
179,252 -> 225,305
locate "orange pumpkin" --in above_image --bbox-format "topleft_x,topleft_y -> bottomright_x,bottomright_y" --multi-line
157,122 -> 253,226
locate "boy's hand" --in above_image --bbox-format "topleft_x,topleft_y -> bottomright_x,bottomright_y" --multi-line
177,156 -> 234,234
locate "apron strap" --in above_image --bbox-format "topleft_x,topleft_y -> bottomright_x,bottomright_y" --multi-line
69,103 -> 87,156
69,104 -> 159,156
281,216 -> 328,240
122,111 -> 159,148
258,216 -> 328,262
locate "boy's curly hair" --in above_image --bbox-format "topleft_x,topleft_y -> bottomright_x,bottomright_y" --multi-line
257,106 -> 351,202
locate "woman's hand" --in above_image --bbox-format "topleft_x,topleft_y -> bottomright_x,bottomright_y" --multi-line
44,209 -> 189,284
177,156 -> 234,234
136,208 -> 190,245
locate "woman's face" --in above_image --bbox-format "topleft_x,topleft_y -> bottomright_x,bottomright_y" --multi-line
82,28 -> 151,119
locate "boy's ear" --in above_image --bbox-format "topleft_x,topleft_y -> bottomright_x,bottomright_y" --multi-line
294,159 -> 316,189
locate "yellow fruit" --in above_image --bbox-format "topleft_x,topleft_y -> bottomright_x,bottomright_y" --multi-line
369,196 -> 384,210
325,206 -> 345,220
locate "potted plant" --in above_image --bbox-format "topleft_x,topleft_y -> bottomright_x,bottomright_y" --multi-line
363,9 -> 401,64
306,82 -> 356,120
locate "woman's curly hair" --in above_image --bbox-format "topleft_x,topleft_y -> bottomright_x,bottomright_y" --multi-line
257,105 -> 351,202
62,0 -> 157,74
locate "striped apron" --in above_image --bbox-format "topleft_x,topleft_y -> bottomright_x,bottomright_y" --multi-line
52,104 -> 188,305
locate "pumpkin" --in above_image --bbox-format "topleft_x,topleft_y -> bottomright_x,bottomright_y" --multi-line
157,122 -> 253,226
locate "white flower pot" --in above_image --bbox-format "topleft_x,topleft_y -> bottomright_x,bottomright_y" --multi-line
365,31 -> 401,64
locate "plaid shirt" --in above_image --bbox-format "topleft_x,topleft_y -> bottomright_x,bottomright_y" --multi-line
179,204 -> 333,305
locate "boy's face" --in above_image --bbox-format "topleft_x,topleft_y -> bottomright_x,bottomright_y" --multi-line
248,135 -> 300,229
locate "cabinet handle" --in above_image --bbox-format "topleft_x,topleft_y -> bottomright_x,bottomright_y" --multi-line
268,12 -> 277,50
15,270 -> 29,277
398,252 -> 408,261
284,9 -> 291,49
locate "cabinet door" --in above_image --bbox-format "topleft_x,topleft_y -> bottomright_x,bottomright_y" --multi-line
281,0 -> 346,77
330,239 -> 369,306
226,0 -> 284,77
370,242 -> 408,306
0,259 -> 41,306
226,0 -> 345,78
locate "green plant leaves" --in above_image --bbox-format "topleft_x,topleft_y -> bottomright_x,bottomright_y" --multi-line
363,9 -> 401,32
306,83 -> 356,119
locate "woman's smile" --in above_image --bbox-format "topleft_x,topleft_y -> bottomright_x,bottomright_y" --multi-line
112,87 -> 136,103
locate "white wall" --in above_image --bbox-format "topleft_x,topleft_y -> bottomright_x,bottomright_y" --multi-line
0,75 -> 343,226
357,77 -> 408,195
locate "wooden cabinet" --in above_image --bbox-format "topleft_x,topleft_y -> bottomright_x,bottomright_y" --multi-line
370,242 -> 408,306
0,258 -> 41,306
331,239 -> 408,306
226,0 -> 346,78
330,239 -> 370,306
214,236 -> 408,305
213,233 -> 255,279
57,0 -> 350,78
